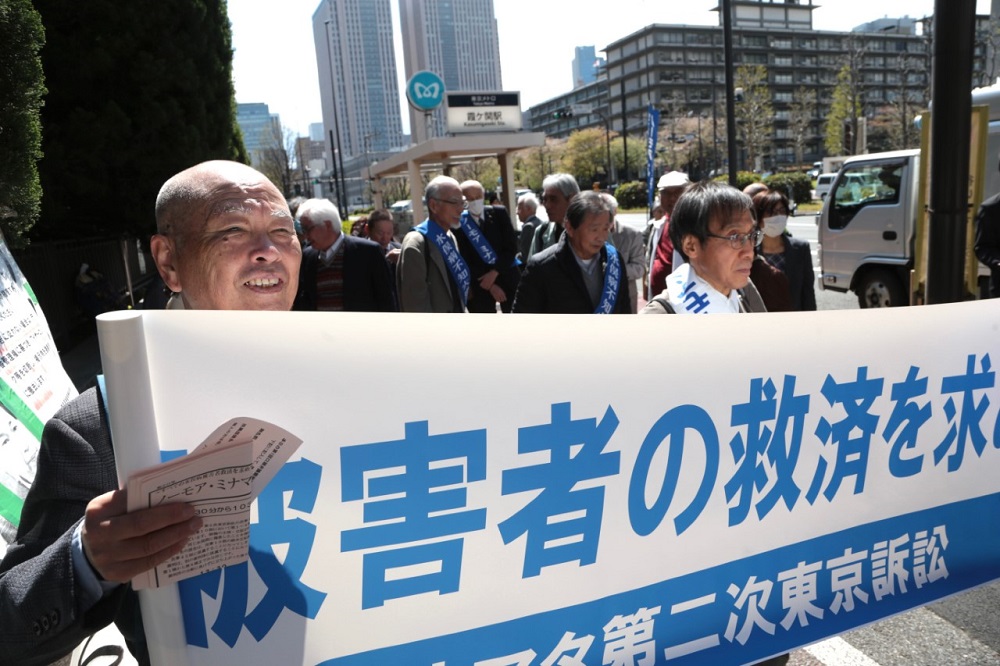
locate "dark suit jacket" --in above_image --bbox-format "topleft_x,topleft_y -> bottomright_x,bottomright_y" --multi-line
517,215 -> 542,265
294,235 -> 396,312
512,235 -> 630,314
0,389 -> 148,666
779,235 -> 817,311
455,206 -> 521,313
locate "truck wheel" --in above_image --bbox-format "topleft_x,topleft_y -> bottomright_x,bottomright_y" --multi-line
857,269 -> 906,308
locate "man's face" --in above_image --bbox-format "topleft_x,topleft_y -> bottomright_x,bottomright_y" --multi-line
516,201 -> 531,223
541,187 -> 570,224
565,211 -> 611,260
659,186 -> 685,216
461,184 -> 485,204
428,182 -> 464,229
154,175 -> 301,311
299,216 -> 338,251
685,209 -> 756,297
368,219 -> 394,249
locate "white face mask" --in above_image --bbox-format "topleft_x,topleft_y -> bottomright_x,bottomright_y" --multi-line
762,215 -> 788,238
466,199 -> 485,218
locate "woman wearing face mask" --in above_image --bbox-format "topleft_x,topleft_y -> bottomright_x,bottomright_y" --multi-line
752,189 -> 817,311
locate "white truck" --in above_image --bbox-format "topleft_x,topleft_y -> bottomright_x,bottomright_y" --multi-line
817,84 -> 1000,307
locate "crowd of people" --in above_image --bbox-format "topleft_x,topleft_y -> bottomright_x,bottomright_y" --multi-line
0,159 -> 816,666
286,169 -> 815,318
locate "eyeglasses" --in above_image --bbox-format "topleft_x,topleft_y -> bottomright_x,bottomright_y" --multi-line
706,228 -> 763,249
432,197 -> 465,207
540,194 -> 563,204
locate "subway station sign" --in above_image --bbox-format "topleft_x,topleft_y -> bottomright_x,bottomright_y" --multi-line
446,91 -> 522,134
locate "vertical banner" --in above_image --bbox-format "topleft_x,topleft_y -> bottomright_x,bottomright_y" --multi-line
0,238 -> 78,555
98,304 -> 1000,665
646,104 -> 661,213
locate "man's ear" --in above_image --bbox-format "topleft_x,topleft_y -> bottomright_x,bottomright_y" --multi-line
681,233 -> 700,261
150,234 -> 182,293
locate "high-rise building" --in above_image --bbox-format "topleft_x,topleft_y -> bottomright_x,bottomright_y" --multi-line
572,46 -> 604,89
312,0 -> 404,161
309,122 -> 325,143
236,103 -> 281,169
398,0 -> 503,141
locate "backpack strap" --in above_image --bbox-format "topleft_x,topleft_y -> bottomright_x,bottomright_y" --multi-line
649,295 -> 676,314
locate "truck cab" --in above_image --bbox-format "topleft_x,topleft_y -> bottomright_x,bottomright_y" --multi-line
818,150 -> 919,307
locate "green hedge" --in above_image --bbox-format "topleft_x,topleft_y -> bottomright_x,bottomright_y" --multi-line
713,171 -> 765,191
613,180 -> 647,209
763,172 -> 813,205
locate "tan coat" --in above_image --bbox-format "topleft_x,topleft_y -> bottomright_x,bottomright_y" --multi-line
396,228 -> 466,313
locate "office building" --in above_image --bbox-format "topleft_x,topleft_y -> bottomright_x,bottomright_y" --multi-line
529,0 -> 1000,171
530,0 -> 928,166
313,0 -> 405,209
398,0 -> 503,141
236,103 -> 281,168
572,46 -> 605,89
313,0 -> 404,160
309,122 -> 325,143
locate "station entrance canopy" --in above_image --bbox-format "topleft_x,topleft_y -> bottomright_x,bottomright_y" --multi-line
365,132 -> 545,223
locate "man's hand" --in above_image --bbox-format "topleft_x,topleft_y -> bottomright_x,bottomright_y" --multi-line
386,248 -> 401,265
488,283 -> 507,303
478,269 -> 499,290
82,489 -> 202,583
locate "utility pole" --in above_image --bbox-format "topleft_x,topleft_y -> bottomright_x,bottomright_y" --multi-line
926,0 -> 976,304
722,0 -> 739,186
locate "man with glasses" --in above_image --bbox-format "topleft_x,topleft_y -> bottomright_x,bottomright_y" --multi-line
527,173 -> 580,260
642,181 -> 767,314
397,175 -> 469,312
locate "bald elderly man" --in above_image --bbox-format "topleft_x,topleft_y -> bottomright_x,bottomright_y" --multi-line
0,161 -> 302,666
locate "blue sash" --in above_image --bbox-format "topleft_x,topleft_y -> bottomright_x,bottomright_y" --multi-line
595,243 -> 621,314
415,220 -> 471,310
458,212 -> 498,266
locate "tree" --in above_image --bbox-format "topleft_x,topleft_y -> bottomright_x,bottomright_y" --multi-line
824,37 -> 866,157
0,0 -> 45,246
610,134 -> 646,184
734,64 -> 774,172
658,92 -> 688,176
513,138 -> 566,191
561,128 -> 608,187
974,16 -> 1000,89
256,124 -> 297,197
452,158 -> 501,193
824,64 -> 862,156
30,0 -> 246,241
788,87 -> 817,166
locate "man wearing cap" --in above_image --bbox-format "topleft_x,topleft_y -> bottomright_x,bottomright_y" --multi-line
646,171 -> 690,300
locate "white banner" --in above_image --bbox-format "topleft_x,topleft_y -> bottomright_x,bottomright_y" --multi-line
97,302 -> 1000,665
0,240 -> 77,556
